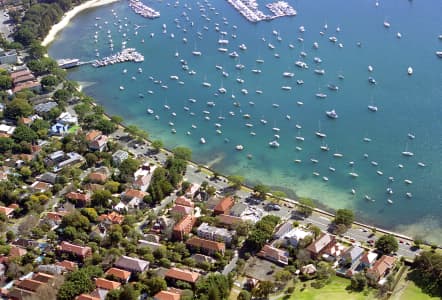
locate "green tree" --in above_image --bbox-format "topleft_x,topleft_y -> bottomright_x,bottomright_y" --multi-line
350,272 -> 367,291
334,209 -> 354,227
5,99 -> 33,120
195,274 -> 231,300
253,184 -> 270,200
118,284 -> 139,300
41,75 -> 59,86
0,74 -> 12,90
144,276 -> 167,296
28,41 -> 47,59
412,251 -> 442,297
252,281 -> 274,299
375,234 -> 399,254
227,175 -> 245,190
91,189 -> 113,208
151,139 -> 163,153
297,197 -> 315,217
238,290 -> 251,300
118,157 -> 139,182
12,125 -> 38,143
0,137 -> 15,152
172,146 -> 192,160
54,89 -> 71,103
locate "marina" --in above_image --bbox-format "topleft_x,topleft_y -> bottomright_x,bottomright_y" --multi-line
91,48 -> 144,67
49,0 -> 442,242
128,0 -> 160,19
226,0 -> 296,23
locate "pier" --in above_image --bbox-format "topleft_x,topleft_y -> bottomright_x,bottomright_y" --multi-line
92,48 -> 144,68
226,0 -> 296,23
128,0 -> 160,19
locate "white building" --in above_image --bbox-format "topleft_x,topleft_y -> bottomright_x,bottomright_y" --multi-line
284,228 -> 312,247
197,222 -> 235,245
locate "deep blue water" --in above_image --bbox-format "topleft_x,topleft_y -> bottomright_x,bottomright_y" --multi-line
49,0 -> 442,243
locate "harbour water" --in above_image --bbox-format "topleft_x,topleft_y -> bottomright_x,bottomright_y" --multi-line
49,0 -> 442,243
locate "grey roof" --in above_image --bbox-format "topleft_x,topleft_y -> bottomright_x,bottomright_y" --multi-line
274,222 -> 293,238
36,172 -> 57,184
34,101 -> 57,113
114,255 -> 149,273
345,246 -> 365,260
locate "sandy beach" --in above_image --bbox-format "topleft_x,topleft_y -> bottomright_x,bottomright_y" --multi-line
42,0 -> 119,47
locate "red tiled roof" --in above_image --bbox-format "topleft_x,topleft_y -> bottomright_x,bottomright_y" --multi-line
59,241 -> 92,258
173,215 -> 196,233
56,260 -> 78,271
0,206 -> 14,216
217,214 -> 241,226
105,267 -> 131,281
85,130 -> 102,142
75,294 -> 100,300
306,233 -> 334,254
95,278 -> 121,290
214,196 -> 234,214
32,272 -> 54,283
97,212 -> 124,224
12,80 -> 40,93
15,279 -> 44,292
65,192 -> 90,202
165,267 -> 200,284
175,196 -> 194,208
9,245 -> 27,258
186,236 -> 225,253
154,290 -> 181,300
368,255 -> 396,279
171,204 -> 193,216
123,189 -> 148,199
89,172 -> 107,183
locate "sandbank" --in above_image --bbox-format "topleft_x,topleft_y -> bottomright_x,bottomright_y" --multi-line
42,0 -> 119,47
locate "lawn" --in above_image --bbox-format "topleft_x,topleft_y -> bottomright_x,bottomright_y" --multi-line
391,280 -> 440,300
278,276 -> 377,300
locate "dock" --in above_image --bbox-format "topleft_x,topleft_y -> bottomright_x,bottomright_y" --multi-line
92,48 -> 144,68
226,0 -> 296,23
128,0 -> 160,19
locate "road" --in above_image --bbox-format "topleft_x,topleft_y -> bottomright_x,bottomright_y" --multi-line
108,126 -> 420,259
222,250 -> 238,276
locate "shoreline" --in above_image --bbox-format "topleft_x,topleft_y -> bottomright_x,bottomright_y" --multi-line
41,0 -> 120,47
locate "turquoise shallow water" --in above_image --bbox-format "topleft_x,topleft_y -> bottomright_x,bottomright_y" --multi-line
49,0 -> 442,243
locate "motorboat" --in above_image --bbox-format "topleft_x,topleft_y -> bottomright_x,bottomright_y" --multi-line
368,105 -> 378,112
407,66 -> 413,75
315,93 -> 327,99
314,69 -> 325,75
349,172 -> 359,178
402,151 -> 414,157
436,51 -> 442,58
368,77 -> 377,84
327,84 -> 339,91
326,109 -> 338,119
283,72 -> 295,77
269,140 -> 280,148
235,145 -> 244,151
200,137 -> 206,144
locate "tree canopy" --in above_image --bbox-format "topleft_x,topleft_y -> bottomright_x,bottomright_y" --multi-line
412,251 -> 442,297
375,234 -> 398,254
334,208 -> 354,227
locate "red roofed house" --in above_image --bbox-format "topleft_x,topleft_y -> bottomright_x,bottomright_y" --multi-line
95,278 -> 121,290
366,255 -> 397,283
186,236 -> 225,256
98,212 -> 124,225
214,196 -> 234,215
154,290 -> 181,300
170,204 -> 193,217
122,189 -> 148,201
75,294 -> 100,300
88,172 -> 108,184
65,192 -> 91,207
172,215 -> 197,241
29,181 -> 51,193
56,260 -> 78,272
86,130 -> 108,152
175,196 -> 194,207
105,267 -> 131,283
46,211 -> 69,224
258,244 -> 289,266
165,267 -> 200,285
9,245 -> 27,258
0,205 -> 15,218
59,241 -> 92,261
217,214 -> 242,228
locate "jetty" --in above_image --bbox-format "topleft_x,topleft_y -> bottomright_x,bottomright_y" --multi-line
226,0 -> 296,23
128,0 -> 160,19
92,48 -> 144,68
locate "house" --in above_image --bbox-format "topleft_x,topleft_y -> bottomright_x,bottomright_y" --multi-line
114,255 -> 149,273
165,267 -> 200,285
36,172 -> 57,184
86,130 -> 108,152
97,212 -> 124,225
190,253 -> 216,264
284,228 -> 312,247
186,236 -> 225,256
217,214 -> 242,228
306,233 -> 336,259
12,80 -> 41,93
175,196 -> 194,207
65,192 -> 91,207
197,222 -> 235,245
44,151 -> 84,172
257,244 -> 289,266
133,164 -> 157,191
89,172 -> 108,184
75,294 -> 100,300
34,101 -> 57,114
170,204 -> 193,216
59,241 -> 92,260
58,111 -> 78,124
185,183 -> 200,199
273,222 -> 294,239
0,48 -> 17,64
138,240 -> 163,251
341,246 -> 365,267
214,196 -> 234,215
50,122 -> 69,136
172,215 -> 197,240
112,150 -> 129,166
29,181 -> 51,193
0,124 -> 15,136
44,150 -> 66,166
56,260 -> 78,272
301,264 -> 317,275
322,242 -> 347,262
0,205 -> 15,218
8,246 -> 27,258
154,290 -> 181,300
366,255 -> 397,283
105,267 -> 131,283
95,278 -> 121,290
12,238 -> 38,249
359,252 -> 378,269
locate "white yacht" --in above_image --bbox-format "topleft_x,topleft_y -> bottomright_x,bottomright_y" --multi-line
407,66 -> 413,75
269,140 -> 280,148
200,137 -> 206,144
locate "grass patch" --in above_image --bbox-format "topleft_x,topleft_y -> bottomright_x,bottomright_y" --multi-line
278,276 -> 377,300
391,280 -> 440,300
